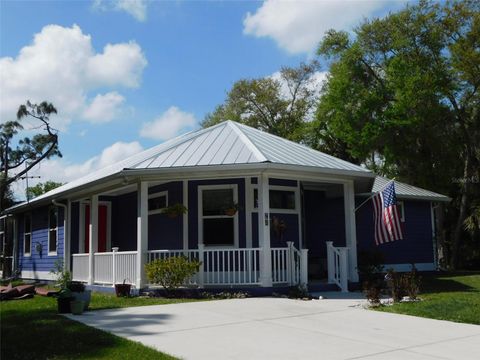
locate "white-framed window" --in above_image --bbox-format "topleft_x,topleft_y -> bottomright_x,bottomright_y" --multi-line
397,201 -> 405,222
48,207 -> 58,255
199,185 -> 238,247
148,191 -> 168,215
24,214 -> 32,256
253,186 -> 298,213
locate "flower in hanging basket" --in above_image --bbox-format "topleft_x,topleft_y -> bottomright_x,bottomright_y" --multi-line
223,202 -> 239,216
161,203 -> 188,218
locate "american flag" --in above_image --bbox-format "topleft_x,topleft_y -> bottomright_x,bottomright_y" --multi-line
373,181 -> 404,245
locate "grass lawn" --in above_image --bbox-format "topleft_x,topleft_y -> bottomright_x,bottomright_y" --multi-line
375,272 -> 480,325
1,292 -> 204,359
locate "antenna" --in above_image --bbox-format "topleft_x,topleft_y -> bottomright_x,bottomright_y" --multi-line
19,163 -> 41,202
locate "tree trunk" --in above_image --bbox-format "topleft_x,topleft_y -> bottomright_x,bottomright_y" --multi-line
450,154 -> 472,269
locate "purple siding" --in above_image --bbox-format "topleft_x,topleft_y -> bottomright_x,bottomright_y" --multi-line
356,199 -> 434,264
18,205 -> 65,273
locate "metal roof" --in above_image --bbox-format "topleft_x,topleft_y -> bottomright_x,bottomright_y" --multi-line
5,121 -> 451,210
371,176 -> 450,202
8,121 -> 373,207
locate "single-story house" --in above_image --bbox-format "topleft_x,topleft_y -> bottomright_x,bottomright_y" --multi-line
3,121 -> 450,292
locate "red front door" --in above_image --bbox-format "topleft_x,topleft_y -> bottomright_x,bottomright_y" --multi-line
84,204 -> 108,253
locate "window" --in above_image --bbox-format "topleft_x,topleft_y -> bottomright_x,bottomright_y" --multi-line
48,207 -> 58,254
200,187 -> 237,247
148,192 -> 168,215
24,214 -> 31,256
397,201 -> 405,222
253,189 -> 296,210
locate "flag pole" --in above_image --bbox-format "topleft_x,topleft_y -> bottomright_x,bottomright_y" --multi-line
354,178 -> 396,212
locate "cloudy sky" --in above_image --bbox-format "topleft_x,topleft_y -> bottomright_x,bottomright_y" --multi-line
0,0 -> 406,199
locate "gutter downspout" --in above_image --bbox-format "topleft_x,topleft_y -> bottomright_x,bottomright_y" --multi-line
52,200 -> 69,272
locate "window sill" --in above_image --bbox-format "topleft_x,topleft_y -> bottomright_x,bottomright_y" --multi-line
48,252 -> 58,256
24,253 -> 31,257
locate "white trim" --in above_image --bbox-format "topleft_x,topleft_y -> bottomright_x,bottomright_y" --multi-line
268,185 -> 299,214
343,181 -> 359,282
245,177 -> 253,248
183,180 -> 189,250
198,184 -> 239,248
48,207 -> 58,256
23,213 -> 32,257
21,270 -> 57,281
148,190 -> 168,215
383,263 -> 436,272
79,201 -> 112,253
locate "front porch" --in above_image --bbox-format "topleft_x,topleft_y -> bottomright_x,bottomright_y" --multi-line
67,172 -> 359,292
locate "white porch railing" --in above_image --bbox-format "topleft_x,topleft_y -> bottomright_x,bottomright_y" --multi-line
72,245 -> 308,288
72,250 -> 137,285
326,241 -> 349,292
271,242 -> 303,285
72,254 -> 89,282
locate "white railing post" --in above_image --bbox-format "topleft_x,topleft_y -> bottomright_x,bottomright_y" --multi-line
326,241 -> 335,284
258,173 -> 273,287
339,248 -> 349,292
300,249 -> 309,286
88,195 -> 99,285
112,247 -> 119,287
136,181 -> 149,289
198,243 -> 204,288
286,241 -> 293,285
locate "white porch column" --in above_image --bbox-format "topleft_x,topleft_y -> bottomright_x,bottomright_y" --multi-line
88,195 -> 99,285
258,173 -> 272,287
183,180 -> 188,250
136,181 -> 149,289
343,181 -> 359,282
64,200 -> 72,271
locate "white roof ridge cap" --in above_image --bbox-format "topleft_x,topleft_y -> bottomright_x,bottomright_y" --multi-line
227,121 -> 268,162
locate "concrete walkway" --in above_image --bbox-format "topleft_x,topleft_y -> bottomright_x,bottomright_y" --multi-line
67,293 -> 480,360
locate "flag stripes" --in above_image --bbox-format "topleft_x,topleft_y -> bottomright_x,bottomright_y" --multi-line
373,181 -> 404,245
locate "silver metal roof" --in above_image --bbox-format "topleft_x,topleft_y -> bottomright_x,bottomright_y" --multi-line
371,176 -> 450,202
9,121 -> 450,209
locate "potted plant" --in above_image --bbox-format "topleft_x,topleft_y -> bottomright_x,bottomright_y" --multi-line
70,298 -> 85,315
56,288 -> 74,313
114,279 -> 132,297
67,281 -> 91,311
161,203 -> 188,218
223,202 -> 239,216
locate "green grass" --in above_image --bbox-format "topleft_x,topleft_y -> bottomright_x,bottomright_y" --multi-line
0,292 -> 204,359
375,272 -> 480,325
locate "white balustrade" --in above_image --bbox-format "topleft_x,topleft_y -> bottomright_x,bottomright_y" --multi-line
72,254 -> 89,282
326,241 -> 349,292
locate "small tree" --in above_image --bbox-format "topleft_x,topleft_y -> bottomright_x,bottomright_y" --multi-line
144,256 -> 201,294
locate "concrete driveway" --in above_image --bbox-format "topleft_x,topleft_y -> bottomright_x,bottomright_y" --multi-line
67,293 -> 480,360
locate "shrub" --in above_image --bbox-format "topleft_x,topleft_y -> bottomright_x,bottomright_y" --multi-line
385,269 -> 405,302
145,256 -> 201,293
288,284 -> 310,299
50,259 -> 72,288
358,250 -> 385,283
363,280 -> 382,305
403,265 -> 421,300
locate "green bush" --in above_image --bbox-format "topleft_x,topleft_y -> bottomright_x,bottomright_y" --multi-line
385,266 -> 421,302
144,256 -> 201,293
363,280 -> 383,305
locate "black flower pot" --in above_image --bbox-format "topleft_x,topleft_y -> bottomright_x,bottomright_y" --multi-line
57,297 -> 74,313
115,283 -> 132,297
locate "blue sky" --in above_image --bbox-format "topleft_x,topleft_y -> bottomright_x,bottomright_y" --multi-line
0,0 -> 406,199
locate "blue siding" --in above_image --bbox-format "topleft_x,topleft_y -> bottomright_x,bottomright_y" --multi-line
188,178 -> 246,249
18,205 -> 64,273
356,199 -> 434,264
269,213 -> 300,248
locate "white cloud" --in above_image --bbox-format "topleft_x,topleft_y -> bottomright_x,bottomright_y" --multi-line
270,70 -> 328,99
244,0 -> 391,54
12,141 -> 144,200
0,24 -> 147,128
140,106 -> 197,141
83,92 -> 125,123
93,0 -> 148,22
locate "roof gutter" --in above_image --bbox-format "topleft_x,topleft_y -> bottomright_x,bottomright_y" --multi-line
52,199 -> 70,271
